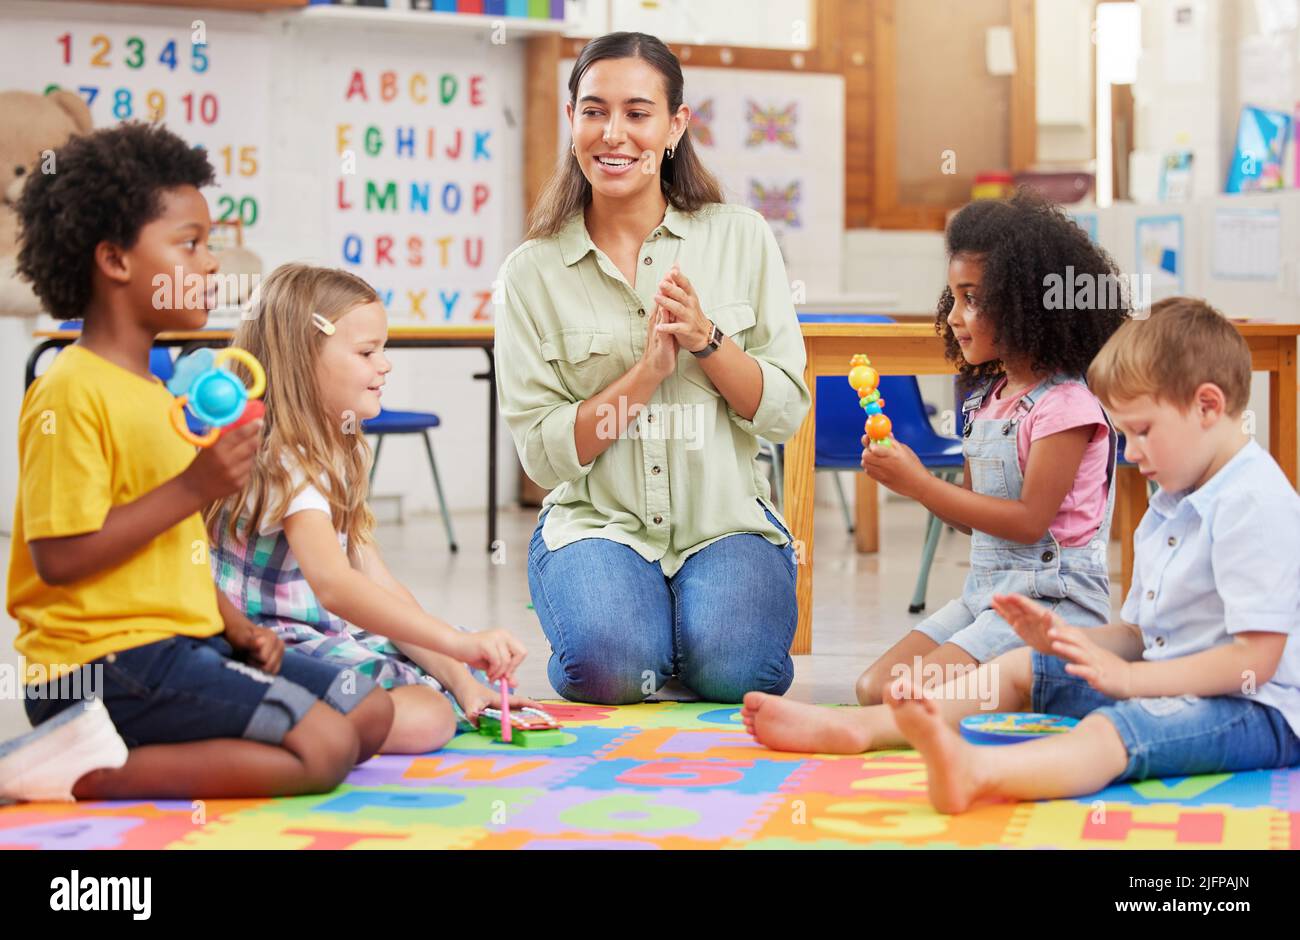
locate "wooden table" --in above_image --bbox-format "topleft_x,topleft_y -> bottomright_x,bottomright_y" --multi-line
784,321 -> 1300,655
28,325 -> 502,551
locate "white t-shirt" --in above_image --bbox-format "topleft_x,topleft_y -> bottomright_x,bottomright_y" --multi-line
259,478 -> 332,536
258,461 -> 338,541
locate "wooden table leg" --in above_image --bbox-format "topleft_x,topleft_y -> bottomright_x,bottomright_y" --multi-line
1114,466 -> 1149,601
786,348 -> 817,655
854,472 -> 879,553
1269,337 -> 1297,487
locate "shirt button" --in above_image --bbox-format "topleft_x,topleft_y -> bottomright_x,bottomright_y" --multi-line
1041,550 -> 1054,562
1155,636 -> 1165,646
106,653 -> 117,663
643,256 -> 653,265
653,514 -> 663,525
1146,590 -> 1155,600
646,414 -> 655,423
652,465 -> 661,475
638,307 -> 646,317
1167,536 -> 1176,547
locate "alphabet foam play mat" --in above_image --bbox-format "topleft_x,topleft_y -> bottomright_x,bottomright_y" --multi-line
2,703 -> 1297,849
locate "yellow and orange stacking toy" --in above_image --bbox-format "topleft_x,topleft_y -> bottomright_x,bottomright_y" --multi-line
848,354 -> 893,447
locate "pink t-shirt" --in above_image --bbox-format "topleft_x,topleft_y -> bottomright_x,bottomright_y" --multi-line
972,378 -> 1111,547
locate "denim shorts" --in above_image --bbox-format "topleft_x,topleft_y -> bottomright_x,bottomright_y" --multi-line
25,635 -> 376,747
1031,651 -> 1300,782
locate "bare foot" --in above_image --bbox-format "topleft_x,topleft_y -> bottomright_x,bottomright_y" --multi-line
885,678 -> 986,813
741,692 -> 874,754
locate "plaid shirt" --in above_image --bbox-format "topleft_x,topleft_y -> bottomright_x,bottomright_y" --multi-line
210,510 -> 429,689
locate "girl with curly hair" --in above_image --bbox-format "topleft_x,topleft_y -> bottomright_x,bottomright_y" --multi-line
742,190 -> 1131,753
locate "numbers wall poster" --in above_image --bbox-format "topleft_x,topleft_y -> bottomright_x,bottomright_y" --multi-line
327,61 -> 505,325
0,12 -> 273,262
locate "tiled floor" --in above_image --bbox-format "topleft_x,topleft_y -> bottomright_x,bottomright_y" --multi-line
0,481 -> 1125,741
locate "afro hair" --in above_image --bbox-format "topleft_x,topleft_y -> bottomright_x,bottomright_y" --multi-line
936,188 -> 1131,391
16,121 -> 215,321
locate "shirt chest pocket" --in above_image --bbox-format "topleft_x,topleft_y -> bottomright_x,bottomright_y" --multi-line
541,328 -> 623,400
678,301 -> 758,400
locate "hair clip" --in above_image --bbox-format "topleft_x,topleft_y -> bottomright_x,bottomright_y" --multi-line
311,312 -> 336,336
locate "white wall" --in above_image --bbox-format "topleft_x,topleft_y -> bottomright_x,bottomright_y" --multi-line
1131,0 -> 1235,202
1036,0 -> 1095,166
841,229 -> 947,313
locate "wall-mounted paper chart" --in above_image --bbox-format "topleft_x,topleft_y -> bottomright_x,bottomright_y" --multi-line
0,13 -> 272,237
324,59 -> 507,324
1212,207 -> 1282,281
1135,214 -> 1185,301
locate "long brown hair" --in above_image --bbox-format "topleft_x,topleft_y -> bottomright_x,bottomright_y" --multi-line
526,31 -> 724,240
206,263 -> 380,551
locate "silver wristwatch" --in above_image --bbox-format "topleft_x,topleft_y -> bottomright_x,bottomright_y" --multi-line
692,320 -> 724,358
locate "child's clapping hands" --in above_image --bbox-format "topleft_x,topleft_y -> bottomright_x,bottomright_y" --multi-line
993,593 -> 1135,698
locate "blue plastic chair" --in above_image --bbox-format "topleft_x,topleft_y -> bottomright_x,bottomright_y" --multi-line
58,321 -> 175,379
363,408 -> 458,553
769,313 -> 965,612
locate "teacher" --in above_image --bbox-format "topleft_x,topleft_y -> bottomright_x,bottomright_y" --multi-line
495,32 -> 810,705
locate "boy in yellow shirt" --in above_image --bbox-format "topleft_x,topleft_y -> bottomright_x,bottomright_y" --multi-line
0,123 -> 393,802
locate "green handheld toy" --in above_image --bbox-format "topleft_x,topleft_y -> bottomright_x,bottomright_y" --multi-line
477,705 -> 565,748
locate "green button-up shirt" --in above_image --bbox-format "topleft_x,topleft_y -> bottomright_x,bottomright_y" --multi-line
495,202 -> 810,575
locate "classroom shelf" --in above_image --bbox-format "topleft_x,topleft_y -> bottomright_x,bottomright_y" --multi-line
292,5 -> 570,33
79,0 -> 309,10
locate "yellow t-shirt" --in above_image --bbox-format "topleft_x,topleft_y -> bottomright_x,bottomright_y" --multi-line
7,345 -> 222,683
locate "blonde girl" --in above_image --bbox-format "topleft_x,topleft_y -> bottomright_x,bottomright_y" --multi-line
207,263 -> 531,754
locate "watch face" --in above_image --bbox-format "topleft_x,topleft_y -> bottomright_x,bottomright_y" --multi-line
692,321 -> 723,356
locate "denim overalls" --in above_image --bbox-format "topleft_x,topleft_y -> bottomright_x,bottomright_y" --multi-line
915,374 -> 1118,662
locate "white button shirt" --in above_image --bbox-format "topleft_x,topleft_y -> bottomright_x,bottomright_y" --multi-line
1121,440 -> 1300,735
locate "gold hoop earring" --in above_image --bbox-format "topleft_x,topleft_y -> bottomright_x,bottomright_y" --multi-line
571,142 -> 577,157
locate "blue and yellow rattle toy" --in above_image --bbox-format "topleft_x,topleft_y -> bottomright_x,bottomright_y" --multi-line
848,353 -> 893,447
959,712 -> 1079,745
166,348 -> 266,447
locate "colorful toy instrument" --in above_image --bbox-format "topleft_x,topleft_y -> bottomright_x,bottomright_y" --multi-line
848,353 -> 893,447
167,348 -> 266,447
959,712 -> 1079,745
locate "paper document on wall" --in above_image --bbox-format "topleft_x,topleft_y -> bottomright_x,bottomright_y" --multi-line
1211,207 -> 1282,280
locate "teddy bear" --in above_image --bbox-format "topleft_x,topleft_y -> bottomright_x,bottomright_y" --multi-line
0,89 -> 94,535
0,89 -> 95,317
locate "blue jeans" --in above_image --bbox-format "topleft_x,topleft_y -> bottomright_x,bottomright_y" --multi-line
1032,651 -> 1300,782
25,636 -> 374,748
527,506 -> 797,704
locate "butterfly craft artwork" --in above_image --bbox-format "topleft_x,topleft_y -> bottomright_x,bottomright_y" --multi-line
689,98 -> 715,147
748,180 -> 802,228
745,100 -> 799,149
